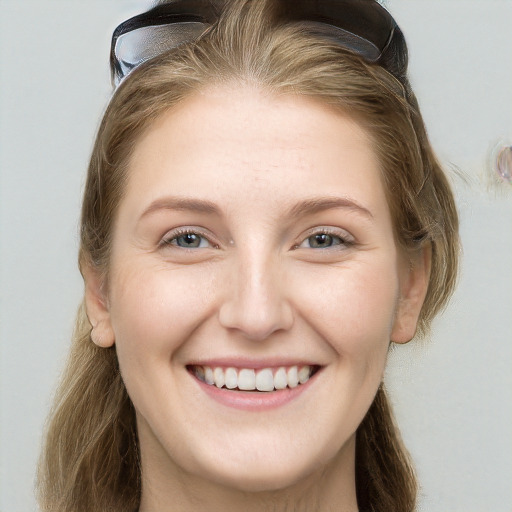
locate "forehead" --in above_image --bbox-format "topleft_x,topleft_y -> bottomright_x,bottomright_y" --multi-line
124,84 -> 389,220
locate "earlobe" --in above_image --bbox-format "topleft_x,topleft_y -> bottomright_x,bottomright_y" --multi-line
83,265 -> 115,348
391,244 -> 432,344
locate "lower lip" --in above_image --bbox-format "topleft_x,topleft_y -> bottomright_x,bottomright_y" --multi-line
191,372 -> 318,411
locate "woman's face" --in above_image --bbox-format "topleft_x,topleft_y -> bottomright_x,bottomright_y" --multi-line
86,85 -> 427,493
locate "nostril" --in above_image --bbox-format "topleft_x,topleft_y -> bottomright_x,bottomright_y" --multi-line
218,301 -> 294,341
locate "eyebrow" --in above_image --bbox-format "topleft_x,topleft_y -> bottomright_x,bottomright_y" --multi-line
139,195 -> 373,221
140,197 -> 221,219
286,196 -> 374,220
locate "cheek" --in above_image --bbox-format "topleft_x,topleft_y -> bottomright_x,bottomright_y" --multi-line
108,262 -> 220,362
293,259 -> 399,357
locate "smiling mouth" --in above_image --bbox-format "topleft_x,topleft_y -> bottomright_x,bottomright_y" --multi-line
187,365 -> 321,392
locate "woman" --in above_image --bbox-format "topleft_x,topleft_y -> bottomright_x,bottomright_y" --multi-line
37,0 -> 459,510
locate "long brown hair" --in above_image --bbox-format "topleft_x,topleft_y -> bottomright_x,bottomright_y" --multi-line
37,1 -> 459,510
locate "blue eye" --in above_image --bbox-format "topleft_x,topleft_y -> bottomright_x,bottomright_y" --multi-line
306,233 -> 342,248
298,230 -> 352,250
164,232 -> 211,249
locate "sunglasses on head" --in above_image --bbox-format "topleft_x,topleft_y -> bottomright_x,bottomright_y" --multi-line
110,0 -> 408,87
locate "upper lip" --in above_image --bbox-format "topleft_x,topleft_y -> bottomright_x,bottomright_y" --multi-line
186,358 -> 322,369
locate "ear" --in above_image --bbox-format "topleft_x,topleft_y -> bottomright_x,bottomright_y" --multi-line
83,264 -> 115,348
391,244 -> 432,344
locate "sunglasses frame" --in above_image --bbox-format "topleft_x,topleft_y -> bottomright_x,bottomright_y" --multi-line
110,0 -> 408,87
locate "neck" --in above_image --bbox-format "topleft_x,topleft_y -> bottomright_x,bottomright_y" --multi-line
138,436 -> 359,512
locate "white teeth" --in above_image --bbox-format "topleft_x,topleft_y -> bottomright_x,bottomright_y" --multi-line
193,364 -> 316,392
213,367 -> 225,388
298,366 -> 311,384
274,367 -> 288,390
225,367 -> 238,389
287,366 -> 299,388
256,368 -> 274,392
238,369 -> 256,390
204,367 -> 214,385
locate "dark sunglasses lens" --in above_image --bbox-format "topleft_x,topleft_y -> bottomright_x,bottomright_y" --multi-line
297,21 -> 381,62
114,22 -> 209,84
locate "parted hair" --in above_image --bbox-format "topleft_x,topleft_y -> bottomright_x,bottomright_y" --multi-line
37,1 -> 459,511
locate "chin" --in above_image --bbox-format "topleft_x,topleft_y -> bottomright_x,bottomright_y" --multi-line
193,444 -> 339,495
208,465 -> 312,494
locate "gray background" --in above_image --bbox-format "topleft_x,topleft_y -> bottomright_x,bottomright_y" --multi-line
1,1 -> 511,511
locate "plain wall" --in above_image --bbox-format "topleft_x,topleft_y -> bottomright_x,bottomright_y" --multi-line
1,1 -> 511,511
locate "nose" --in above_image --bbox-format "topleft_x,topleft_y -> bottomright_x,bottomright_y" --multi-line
218,252 -> 294,341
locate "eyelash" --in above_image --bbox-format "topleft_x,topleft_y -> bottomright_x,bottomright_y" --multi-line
160,227 -> 354,251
